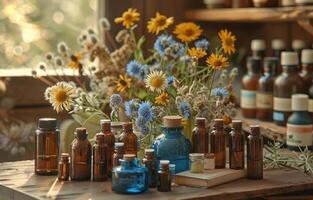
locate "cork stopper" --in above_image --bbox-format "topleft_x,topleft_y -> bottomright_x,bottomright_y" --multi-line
292,94 -> 309,111
195,117 -> 206,127
247,56 -> 262,72
232,120 -> 242,131
61,153 -> 69,161
38,118 -> 57,130
123,154 -> 136,161
251,39 -> 266,51
271,39 -> 286,50
250,125 -> 260,136
281,51 -> 299,66
213,119 -> 224,129
163,115 -> 182,128
160,160 -> 170,170
75,127 -> 88,140
100,119 -> 111,132
301,49 -> 313,64
292,39 -> 306,50
122,122 -> 133,132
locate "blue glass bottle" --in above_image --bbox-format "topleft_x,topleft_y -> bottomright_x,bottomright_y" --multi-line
152,116 -> 191,173
112,154 -> 148,194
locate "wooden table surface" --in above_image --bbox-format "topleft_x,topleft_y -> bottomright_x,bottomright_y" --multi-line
1,160 -> 313,200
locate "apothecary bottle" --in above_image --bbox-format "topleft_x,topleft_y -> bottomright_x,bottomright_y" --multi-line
299,49 -> 313,93
100,119 -> 115,176
58,153 -> 70,181
118,122 -> 138,156
273,51 -> 306,126
295,0 -> 313,5
157,160 -> 171,192
247,125 -> 263,180
152,116 -> 191,173
112,142 -> 124,167
252,0 -> 278,7
71,127 -> 92,181
232,0 -> 252,8
112,154 -> 148,194
92,133 -> 107,181
241,56 -> 262,118
35,118 -> 59,175
280,0 -> 295,6
143,149 -> 157,188
192,118 -> 208,153
287,94 -> 313,151
251,39 -> 266,58
271,39 -> 286,68
229,120 -> 244,170
210,119 -> 226,169
292,39 -> 306,69
257,57 -> 278,121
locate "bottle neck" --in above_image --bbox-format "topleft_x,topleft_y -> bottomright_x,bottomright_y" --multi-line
163,127 -> 183,137
282,65 -> 298,74
301,64 -> 313,73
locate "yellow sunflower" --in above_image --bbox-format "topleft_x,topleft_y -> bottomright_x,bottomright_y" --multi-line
114,8 -> 140,29
155,92 -> 169,106
68,52 -> 83,70
206,53 -> 229,70
218,29 -> 236,55
147,12 -> 174,35
114,75 -> 131,92
145,71 -> 167,93
188,47 -> 207,59
173,22 -> 202,43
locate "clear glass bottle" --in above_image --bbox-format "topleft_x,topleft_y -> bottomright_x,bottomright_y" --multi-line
251,39 -> 266,58
192,118 -> 208,153
189,153 -> 204,173
35,118 -> 59,175
100,119 -> 115,176
112,142 -> 125,168
58,153 -> 70,181
229,120 -> 244,170
92,133 -> 107,181
287,94 -> 313,151
112,154 -> 148,194
210,119 -> 226,169
143,149 -> 157,188
247,125 -> 263,180
157,160 -> 171,192
299,49 -> 313,93
118,122 -> 138,156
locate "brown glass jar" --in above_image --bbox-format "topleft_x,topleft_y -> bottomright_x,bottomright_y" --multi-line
192,118 -> 208,154
118,122 -> 138,156
241,57 -> 262,118
251,40 -> 266,58
247,125 -> 263,179
58,153 -> 70,181
229,120 -> 244,170
100,119 -> 115,176
143,149 -> 157,188
92,133 -> 107,181
71,128 -> 92,181
256,57 -> 278,121
157,160 -> 171,192
35,118 -> 59,176
299,49 -> 313,93
274,52 -> 306,126
210,119 -> 226,169
113,142 -> 125,167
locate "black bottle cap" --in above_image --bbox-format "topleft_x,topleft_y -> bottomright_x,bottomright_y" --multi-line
250,125 -> 260,136
75,127 -> 87,140
38,118 -> 57,130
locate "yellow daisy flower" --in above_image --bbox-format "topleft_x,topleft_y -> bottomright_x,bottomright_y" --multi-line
114,74 -> 131,92
114,8 -> 140,29
68,52 -> 83,70
145,71 -> 167,93
206,53 -> 229,70
188,47 -> 207,59
147,12 -> 174,35
155,92 -> 169,106
218,29 -> 236,55
173,22 -> 203,43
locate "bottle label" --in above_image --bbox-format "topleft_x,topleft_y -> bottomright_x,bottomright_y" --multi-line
287,124 -> 313,147
309,99 -> 313,113
241,90 -> 256,109
273,112 -> 285,122
273,97 -> 291,112
256,92 -> 273,109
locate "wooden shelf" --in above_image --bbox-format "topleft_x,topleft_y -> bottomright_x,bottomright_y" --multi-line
185,6 -> 313,22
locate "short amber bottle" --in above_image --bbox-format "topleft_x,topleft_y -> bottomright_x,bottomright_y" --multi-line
299,49 -> 313,93
92,133 -> 107,181
241,56 -> 262,118
251,39 -> 266,58
119,122 -> 138,156
247,125 -> 263,180
192,118 -> 208,154
229,120 -> 244,170
210,119 -> 226,169
71,128 -> 92,181
157,160 -> 171,192
100,119 -> 115,176
58,153 -> 70,181
112,142 -> 125,168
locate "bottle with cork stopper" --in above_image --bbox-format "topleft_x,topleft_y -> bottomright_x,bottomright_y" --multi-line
210,119 -> 226,169
112,142 -> 125,168
100,119 -> 115,176
192,118 -> 208,154
229,120 -> 244,170
119,122 -> 138,156
143,149 -> 157,188
273,51 -> 306,126
247,125 -> 263,180
300,49 -> 313,93
92,133 -> 107,181
251,39 -> 266,58
287,94 -> 313,151
157,160 -> 171,192
58,153 -> 70,181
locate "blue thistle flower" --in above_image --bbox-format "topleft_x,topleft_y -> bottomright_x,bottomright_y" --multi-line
140,125 -> 150,135
124,99 -> 138,117
109,94 -> 123,108
154,34 -> 174,56
178,101 -> 191,119
136,115 -> 147,128
211,87 -> 229,97
126,60 -> 145,80
170,42 -> 185,58
167,76 -> 174,85
195,39 -> 210,50
138,101 -> 154,122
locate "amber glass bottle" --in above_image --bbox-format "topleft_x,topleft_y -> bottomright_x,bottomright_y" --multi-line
232,0 -> 252,7
113,142 -> 125,167
295,0 -> 313,5
251,39 -> 266,58
247,125 -> 263,180
157,160 -> 171,192
274,51 -> 306,126
252,0 -> 278,7
58,153 -> 70,181
35,118 -> 59,176
271,39 -> 286,73
92,133 -> 107,181
71,128 -> 92,181
143,149 -> 157,188
119,122 -> 138,156
210,119 -> 225,169
299,49 -> 313,93
257,57 -> 278,121
192,118 -> 208,153
100,119 -> 115,176
241,56 -> 262,118
292,40 -> 306,70
229,120 -> 244,170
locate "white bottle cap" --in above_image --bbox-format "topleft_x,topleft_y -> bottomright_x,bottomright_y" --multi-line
292,39 -> 306,50
160,160 -> 170,165
281,51 -> 299,66
301,49 -> 313,64
292,94 -> 308,111
271,39 -> 286,50
251,39 -> 266,51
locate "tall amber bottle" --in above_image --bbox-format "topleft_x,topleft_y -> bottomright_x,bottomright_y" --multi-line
271,39 -> 286,73
35,118 -> 59,175
229,120 -> 244,170
92,133 -> 107,181
299,49 -> 313,93
119,122 -> 138,155
292,39 -> 306,69
257,57 -> 278,121
247,125 -> 263,180
273,51 -> 306,126
192,118 -> 208,153
71,128 -> 92,181
100,119 -> 115,176
210,119 -> 226,169
241,56 -> 262,118
251,39 -> 266,58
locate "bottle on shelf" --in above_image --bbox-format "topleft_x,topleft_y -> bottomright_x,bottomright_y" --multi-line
35,118 -> 59,176
273,51 -> 306,126
299,49 -> 313,93
241,56 -> 262,118
203,0 -> 226,8
192,118 -> 208,154
295,0 -> 313,6
247,125 -> 263,180
292,39 -> 306,69
100,119 -> 115,176
252,0 -> 278,7
112,142 -> 125,168
232,0 -> 252,7
118,122 -> 138,156
280,0 -> 296,6
143,149 -> 157,188
92,133 -> 107,181
256,57 -> 278,121
251,39 -> 266,58
58,153 -> 70,181
210,119 -> 226,169
229,120 -> 244,170
271,39 -> 286,65
287,94 -> 313,151
157,160 -> 171,192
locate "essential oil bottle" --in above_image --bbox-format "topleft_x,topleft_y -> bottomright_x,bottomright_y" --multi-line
119,122 -> 138,156
192,118 -> 208,153
58,153 -> 70,181
299,49 -> 313,93
251,39 -> 266,58
112,142 -> 125,168
157,160 -> 171,192
210,119 -> 226,169
247,125 -> 263,180
100,119 -> 115,176
292,39 -> 306,69
143,149 -> 157,188
92,133 -> 107,181
229,120 -> 244,170
271,39 -> 286,61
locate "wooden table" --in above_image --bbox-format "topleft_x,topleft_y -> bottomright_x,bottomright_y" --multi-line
1,160 -> 313,200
